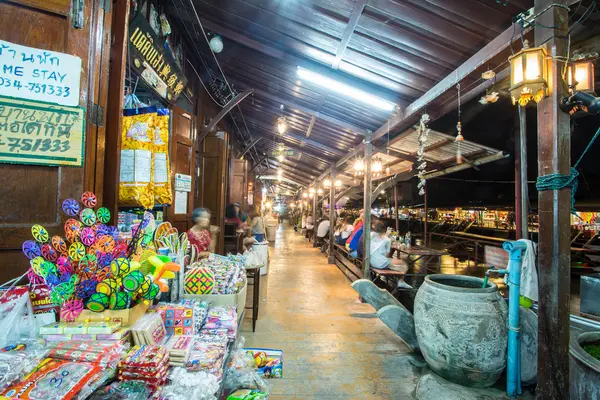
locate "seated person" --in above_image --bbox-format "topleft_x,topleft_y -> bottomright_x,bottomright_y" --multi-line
315,215 -> 330,246
187,208 -> 212,258
225,204 -> 246,228
370,222 -> 411,289
336,217 -> 354,244
242,228 -> 256,252
305,214 -> 314,241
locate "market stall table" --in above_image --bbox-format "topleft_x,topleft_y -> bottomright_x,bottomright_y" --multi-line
390,242 -> 448,273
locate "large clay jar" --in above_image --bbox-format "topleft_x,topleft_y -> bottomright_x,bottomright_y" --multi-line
414,275 -> 508,387
570,331 -> 600,399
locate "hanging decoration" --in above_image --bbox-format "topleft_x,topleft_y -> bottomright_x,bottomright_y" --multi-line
372,157 -> 383,178
508,40 -> 547,106
455,83 -> 464,164
276,105 -> 288,134
416,114 -> 430,196
353,158 -> 365,176
479,69 -> 499,105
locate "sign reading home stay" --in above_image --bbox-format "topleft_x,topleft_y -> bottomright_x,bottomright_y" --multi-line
0,96 -> 85,167
129,14 -> 187,102
0,40 -> 82,107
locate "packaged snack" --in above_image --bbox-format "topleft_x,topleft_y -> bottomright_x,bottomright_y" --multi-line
130,313 -> 166,346
47,341 -> 126,367
163,335 -> 194,366
1,358 -> 102,399
119,106 -> 156,209
153,108 -> 173,206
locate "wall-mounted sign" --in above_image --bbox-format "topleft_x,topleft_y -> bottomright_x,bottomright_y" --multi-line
0,40 -> 82,107
174,173 -> 192,192
272,150 -> 296,157
0,96 -> 85,167
129,13 -> 187,102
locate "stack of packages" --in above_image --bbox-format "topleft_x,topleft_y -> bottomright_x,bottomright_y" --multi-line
185,334 -> 229,381
47,340 -> 125,367
38,321 -> 130,345
163,335 -> 195,367
155,301 -> 195,335
118,345 -> 170,391
200,305 -> 238,340
188,254 -> 246,295
131,313 -> 167,345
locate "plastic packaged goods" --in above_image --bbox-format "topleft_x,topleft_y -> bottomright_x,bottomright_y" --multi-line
73,368 -> 116,400
185,334 -> 229,379
118,345 -> 169,390
0,289 -> 38,348
157,368 -> 219,400
1,358 -> 103,400
201,305 -> 238,340
222,337 -> 270,396
87,380 -> 151,400
155,302 -> 194,335
130,312 -> 167,346
226,389 -> 269,400
47,340 -> 127,368
0,343 -> 48,392
163,335 -> 194,366
119,106 -> 156,209
153,108 -> 173,206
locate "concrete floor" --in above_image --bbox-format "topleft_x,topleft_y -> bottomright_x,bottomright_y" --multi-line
241,223 -> 421,399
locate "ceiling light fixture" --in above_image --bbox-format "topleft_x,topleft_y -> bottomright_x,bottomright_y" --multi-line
276,105 -> 288,134
334,179 -> 342,189
296,67 -> 396,111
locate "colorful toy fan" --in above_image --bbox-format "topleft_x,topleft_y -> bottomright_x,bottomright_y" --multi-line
51,236 -> 67,254
31,224 -> 48,243
22,240 -> 41,260
41,244 -> 58,262
60,299 -> 84,321
80,208 -> 97,226
96,207 -> 111,223
80,227 -> 96,246
62,198 -> 81,216
69,242 -> 86,261
81,191 -> 97,208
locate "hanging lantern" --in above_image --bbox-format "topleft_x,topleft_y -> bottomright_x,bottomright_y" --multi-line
309,193 -> 314,199
334,179 -> 342,189
323,179 -> 332,188
308,187 -> 316,194
302,192 -> 308,198
372,158 -> 383,177
353,158 -> 365,176
317,188 -> 323,195
568,54 -> 596,93
276,116 -> 287,134
508,40 -> 548,106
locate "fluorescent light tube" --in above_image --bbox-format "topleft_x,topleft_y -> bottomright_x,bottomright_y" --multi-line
297,66 -> 396,111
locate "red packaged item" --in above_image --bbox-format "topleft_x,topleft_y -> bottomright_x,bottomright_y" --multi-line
1,358 -> 102,399
48,341 -> 124,366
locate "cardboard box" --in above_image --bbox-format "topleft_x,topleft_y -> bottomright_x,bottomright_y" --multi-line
182,279 -> 247,316
72,302 -> 149,327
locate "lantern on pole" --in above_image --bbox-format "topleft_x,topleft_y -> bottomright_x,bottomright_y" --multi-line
567,54 -> 596,93
323,179 -> 332,188
508,40 -> 548,106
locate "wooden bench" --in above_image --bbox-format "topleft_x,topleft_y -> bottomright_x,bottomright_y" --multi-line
370,261 -> 411,293
331,243 -> 364,282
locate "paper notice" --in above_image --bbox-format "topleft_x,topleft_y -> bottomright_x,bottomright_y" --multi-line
174,191 -> 187,214
119,150 -> 134,182
134,150 -> 152,182
154,152 -> 168,183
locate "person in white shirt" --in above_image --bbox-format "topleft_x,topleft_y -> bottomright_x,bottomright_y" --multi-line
370,222 -> 411,289
316,216 -> 330,239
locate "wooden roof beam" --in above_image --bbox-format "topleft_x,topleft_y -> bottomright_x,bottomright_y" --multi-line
250,129 -> 335,164
333,21 -> 532,169
332,0 -> 367,70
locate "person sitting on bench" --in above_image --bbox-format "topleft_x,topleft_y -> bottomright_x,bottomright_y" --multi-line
370,222 -> 412,289
315,215 -> 330,247
306,214 -> 314,241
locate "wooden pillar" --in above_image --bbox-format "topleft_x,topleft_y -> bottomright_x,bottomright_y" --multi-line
328,165 -> 336,264
424,185 -> 428,247
515,110 -> 523,239
394,184 -> 399,233
534,2 -> 571,398
363,131 -> 373,277
312,189 -> 317,242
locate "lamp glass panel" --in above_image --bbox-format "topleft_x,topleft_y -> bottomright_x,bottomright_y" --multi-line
575,63 -> 591,91
512,56 -> 523,85
525,52 -> 541,80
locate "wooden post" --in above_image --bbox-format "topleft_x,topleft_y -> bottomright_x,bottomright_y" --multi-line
424,185 -> 428,247
519,105 -> 529,240
515,110 -> 523,239
535,2 -> 571,398
363,131 -> 373,277
328,164 -> 336,264
394,184 -> 399,233
312,189 -> 317,243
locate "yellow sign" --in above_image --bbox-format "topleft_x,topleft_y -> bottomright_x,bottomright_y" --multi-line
0,96 -> 85,167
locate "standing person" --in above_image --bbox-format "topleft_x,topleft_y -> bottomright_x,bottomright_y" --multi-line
305,213 -> 314,241
370,222 -> 411,289
248,206 -> 266,242
187,208 -> 212,258
234,202 -> 247,224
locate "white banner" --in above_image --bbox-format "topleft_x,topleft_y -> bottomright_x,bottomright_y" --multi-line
0,40 -> 82,106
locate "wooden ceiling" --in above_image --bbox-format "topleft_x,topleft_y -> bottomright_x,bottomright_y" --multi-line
166,0 -> 534,191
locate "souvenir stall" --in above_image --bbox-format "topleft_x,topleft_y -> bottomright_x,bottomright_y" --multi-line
0,191 -> 281,399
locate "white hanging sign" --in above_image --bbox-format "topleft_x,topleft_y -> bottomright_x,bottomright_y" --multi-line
0,40 -> 82,107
